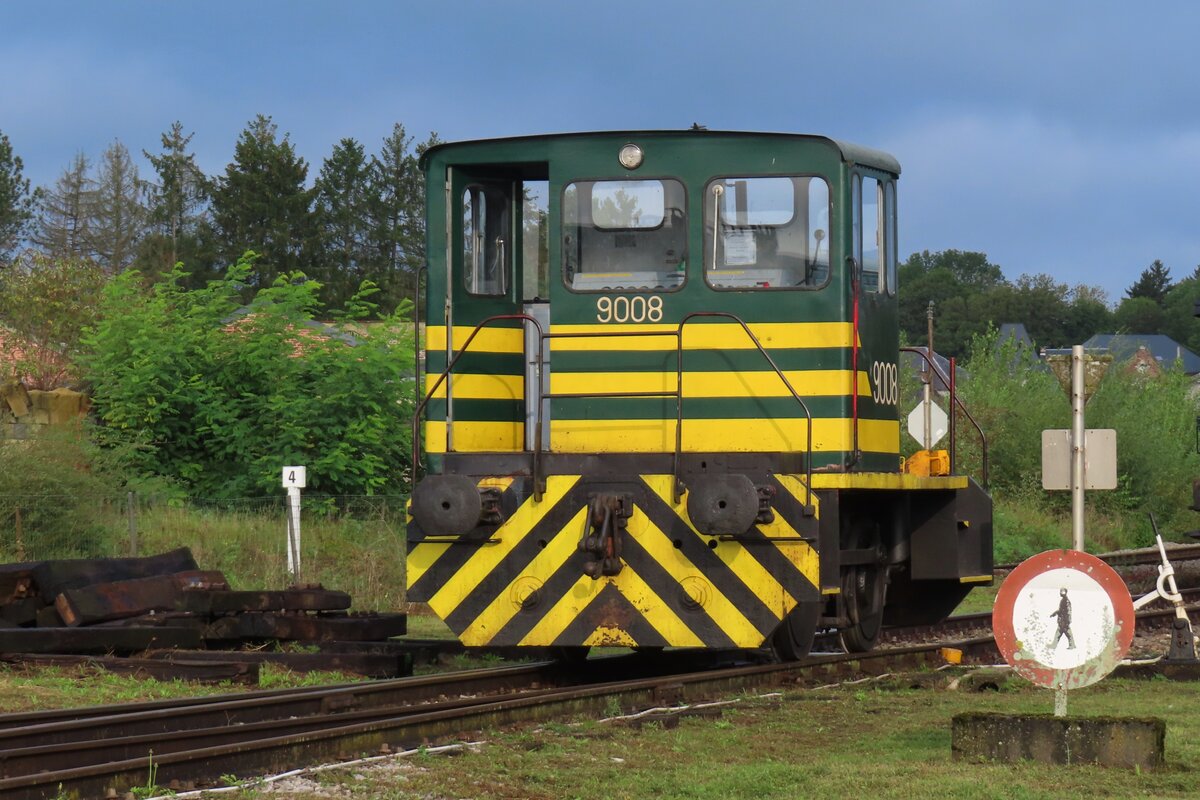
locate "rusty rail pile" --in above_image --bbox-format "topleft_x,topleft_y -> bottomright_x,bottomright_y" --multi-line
0,548 -> 409,680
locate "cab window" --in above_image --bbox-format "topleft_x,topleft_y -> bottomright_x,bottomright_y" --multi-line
463,185 -> 510,296
703,176 -> 830,289
855,175 -> 882,294
562,179 -> 686,292
885,181 -> 897,296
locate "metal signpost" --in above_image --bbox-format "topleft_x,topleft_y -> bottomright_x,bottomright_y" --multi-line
282,466 -> 306,584
993,550 -> 1135,716
1043,345 -> 1114,551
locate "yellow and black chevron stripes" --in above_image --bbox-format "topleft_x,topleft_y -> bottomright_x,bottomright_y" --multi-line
407,473 -> 822,648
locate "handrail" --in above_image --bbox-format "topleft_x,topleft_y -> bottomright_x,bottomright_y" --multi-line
413,313 -> 817,510
900,346 -> 989,489
410,314 -> 545,497
412,266 -> 427,436
672,312 -> 814,509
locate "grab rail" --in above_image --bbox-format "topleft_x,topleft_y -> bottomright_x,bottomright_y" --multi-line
671,313 -> 814,508
412,314 -> 817,508
900,347 -> 989,489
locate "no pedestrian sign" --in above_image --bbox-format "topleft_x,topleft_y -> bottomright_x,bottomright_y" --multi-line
992,549 -> 1134,690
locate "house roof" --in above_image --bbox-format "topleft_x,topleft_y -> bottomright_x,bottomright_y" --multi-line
1082,334 -> 1200,374
998,323 -> 1035,349
901,349 -> 967,393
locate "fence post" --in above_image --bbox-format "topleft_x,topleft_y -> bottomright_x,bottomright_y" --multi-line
127,491 -> 138,557
14,505 -> 24,562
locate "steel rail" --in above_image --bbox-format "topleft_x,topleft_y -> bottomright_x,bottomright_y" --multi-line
2,592 -> 1195,797
0,641 -> 997,800
0,661 -> 558,743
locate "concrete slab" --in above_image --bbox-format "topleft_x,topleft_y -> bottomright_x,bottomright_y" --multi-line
952,712 -> 1165,768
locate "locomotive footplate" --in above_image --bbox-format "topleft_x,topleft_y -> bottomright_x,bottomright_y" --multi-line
407,473 -> 823,649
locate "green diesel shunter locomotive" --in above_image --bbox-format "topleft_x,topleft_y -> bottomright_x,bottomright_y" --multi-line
407,130 -> 992,659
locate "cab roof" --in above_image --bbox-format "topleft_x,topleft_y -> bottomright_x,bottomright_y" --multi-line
420,130 -> 901,175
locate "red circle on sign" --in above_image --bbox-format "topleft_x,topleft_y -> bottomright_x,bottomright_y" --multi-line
993,549 -> 1134,689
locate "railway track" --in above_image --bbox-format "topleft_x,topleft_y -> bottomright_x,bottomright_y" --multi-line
0,639 -> 994,799
3,543 -> 1198,798
995,542 -> 1200,573
3,596 -> 1188,800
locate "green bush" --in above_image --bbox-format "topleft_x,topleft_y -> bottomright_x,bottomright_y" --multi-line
82,253 -> 415,498
952,330 -> 1200,555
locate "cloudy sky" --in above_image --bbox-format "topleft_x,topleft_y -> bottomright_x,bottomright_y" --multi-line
3,1 -> 1197,302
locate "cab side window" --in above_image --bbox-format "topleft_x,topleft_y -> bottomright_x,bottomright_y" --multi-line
885,181 -> 897,296
857,175 -> 882,293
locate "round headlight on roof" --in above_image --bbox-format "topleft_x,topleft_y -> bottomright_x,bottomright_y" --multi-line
618,143 -> 644,170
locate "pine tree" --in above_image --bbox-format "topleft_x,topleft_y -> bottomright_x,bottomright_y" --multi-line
0,130 -> 35,261
138,121 -> 211,279
210,115 -> 316,290
32,152 -> 94,260
86,140 -> 147,273
1125,259 -> 1172,306
313,137 -> 374,308
367,124 -> 439,312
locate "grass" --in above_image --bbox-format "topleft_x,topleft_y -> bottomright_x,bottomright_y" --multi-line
211,676 -> 1200,799
0,662 -> 371,713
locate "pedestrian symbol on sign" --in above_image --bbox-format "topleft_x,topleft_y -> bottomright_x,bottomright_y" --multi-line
1049,588 -> 1076,650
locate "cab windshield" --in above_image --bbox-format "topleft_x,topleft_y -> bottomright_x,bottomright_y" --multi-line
562,178 -> 687,292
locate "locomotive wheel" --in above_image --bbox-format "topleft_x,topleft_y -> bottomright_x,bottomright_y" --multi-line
839,563 -> 887,653
771,600 -> 821,662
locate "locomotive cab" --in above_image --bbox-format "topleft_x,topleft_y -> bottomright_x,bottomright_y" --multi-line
408,131 -> 992,660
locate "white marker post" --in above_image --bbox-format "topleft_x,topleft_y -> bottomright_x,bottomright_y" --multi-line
282,466 -> 306,584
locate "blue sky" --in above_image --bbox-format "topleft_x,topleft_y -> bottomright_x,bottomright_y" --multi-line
3,1 -> 1198,303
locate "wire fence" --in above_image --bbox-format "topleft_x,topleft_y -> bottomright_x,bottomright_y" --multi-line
0,493 -> 410,611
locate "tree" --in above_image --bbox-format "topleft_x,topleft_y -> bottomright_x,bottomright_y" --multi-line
1113,295 -> 1164,334
1125,259 -> 1172,305
367,124 -> 440,313
82,253 -> 414,498
0,253 -> 108,388
86,140 -> 147,273
1007,273 -> 1071,348
1064,284 -> 1114,345
138,121 -> 212,282
313,137 -> 374,308
210,115 -> 316,290
1160,274 -> 1200,353
32,153 -> 94,260
0,130 -> 35,260
897,250 -> 1007,354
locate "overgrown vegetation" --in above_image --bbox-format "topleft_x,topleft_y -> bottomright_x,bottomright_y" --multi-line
0,425 -> 136,559
943,330 -> 1200,557
82,253 -> 414,498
